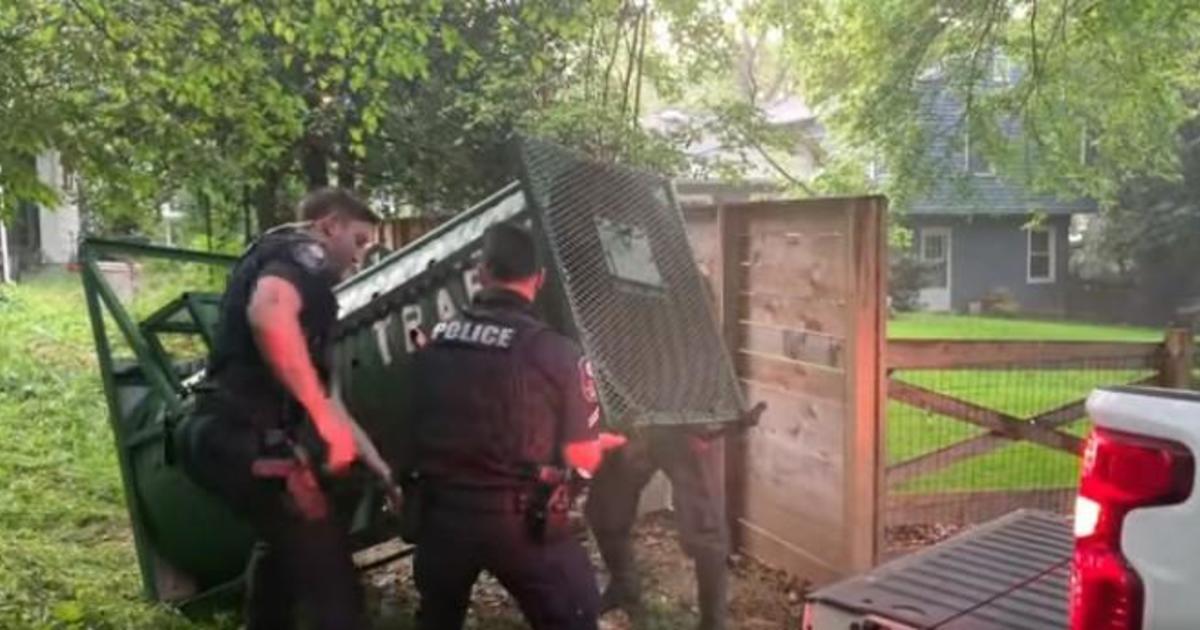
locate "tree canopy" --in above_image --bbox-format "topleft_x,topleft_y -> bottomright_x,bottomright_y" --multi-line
1,0 -> 767,236
762,0 -> 1200,208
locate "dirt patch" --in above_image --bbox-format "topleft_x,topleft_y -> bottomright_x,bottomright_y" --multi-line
366,512 -> 805,629
884,523 -> 968,558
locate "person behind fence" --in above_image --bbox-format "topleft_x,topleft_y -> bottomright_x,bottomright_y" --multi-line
400,221 -> 628,630
174,188 -> 379,630
585,266 -> 733,630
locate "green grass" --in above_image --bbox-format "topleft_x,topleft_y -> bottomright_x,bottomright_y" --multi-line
0,272 -> 212,629
888,312 -> 1163,341
886,312 -> 1164,494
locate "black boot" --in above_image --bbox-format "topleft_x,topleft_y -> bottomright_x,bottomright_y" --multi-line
594,534 -> 645,617
244,542 -> 295,630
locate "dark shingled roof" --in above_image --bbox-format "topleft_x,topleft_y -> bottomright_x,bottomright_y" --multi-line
907,78 -> 1097,217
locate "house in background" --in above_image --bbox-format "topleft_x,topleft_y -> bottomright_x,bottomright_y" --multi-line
902,69 -> 1096,315
643,97 -> 823,208
0,151 -> 81,281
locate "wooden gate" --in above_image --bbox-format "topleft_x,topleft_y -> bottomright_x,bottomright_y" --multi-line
685,197 -> 887,584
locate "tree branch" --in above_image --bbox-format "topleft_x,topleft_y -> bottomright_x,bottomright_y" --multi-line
599,4 -> 627,108
632,4 -> 648,125
619,5 -> 641,124
67,0 -> 126,51
743,132 -> 815,196
1029,0 -> 1039,86
583,21 -> 597,101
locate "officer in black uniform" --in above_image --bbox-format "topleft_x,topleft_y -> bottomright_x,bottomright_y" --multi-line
586,430 -> 730,630
585,266 -> 735,630
404,222 -> 627,630
176,188 -> 379,630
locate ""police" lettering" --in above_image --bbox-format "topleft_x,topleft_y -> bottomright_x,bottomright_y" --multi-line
431,320 -> 516,349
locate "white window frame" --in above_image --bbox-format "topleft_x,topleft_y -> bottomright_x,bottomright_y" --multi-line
919,227 -> 952,288
1026,225 -> 1057,284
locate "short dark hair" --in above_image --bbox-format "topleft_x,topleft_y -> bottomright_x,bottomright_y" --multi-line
482,222 -> 539,281
298,187 -> 379,224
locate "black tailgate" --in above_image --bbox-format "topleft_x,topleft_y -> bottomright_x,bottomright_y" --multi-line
808,510 -> 1072,629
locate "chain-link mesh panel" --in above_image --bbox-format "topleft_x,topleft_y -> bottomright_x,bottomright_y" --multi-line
517,137 -> 744,428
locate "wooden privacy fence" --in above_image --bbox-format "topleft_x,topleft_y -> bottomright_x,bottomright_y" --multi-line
884,330 -> 1195,533
366,198 -> 889,584
684,197 -> 886,585
375,217 -> 445,251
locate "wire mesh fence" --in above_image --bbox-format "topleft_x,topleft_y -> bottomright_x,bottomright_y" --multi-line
883,344 -> 1161,554
519,137 -> 744,429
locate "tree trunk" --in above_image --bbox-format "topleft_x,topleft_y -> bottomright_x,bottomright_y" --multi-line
251,168 -> 289,231
336,143 -> 357,190
301,136 -> 330,190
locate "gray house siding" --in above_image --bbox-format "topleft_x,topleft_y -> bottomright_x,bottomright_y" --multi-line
911,214 -> 1071,315
898,74 -> 1092,316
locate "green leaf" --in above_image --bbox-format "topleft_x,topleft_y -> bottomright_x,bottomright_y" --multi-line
52,600 -> 84,624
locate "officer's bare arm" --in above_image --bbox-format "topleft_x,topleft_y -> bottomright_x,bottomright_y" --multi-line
562,434 -> 627,477
246,276 -> 340,435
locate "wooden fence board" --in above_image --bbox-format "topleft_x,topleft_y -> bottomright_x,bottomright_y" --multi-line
887,489 -> 1076,526
844,197 -> 886,572
889,379 -> 1084,455
885,373 -> 1159,487
740,292 -> 849,339
738,519 -> 843,586
738,352 -> 847,403
739,233 -> 846,297
741,322 -> 846,370
889,339 -> 1161,370
742,380 -> 847,466
700,196 -> 885,582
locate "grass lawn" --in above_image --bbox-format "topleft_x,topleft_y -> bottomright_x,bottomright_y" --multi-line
888,311 -> 1164,341
0,273 -> 212,629
885,312 -> 1164,494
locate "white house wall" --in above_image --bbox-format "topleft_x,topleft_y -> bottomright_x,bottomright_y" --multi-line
35,151 -> 80,264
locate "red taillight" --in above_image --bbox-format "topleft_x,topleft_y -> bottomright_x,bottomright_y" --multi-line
1071,427 -> 1194,630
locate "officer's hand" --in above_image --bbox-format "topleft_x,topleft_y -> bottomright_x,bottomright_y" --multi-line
314,411 -> 359,474
598,432 -> 627,452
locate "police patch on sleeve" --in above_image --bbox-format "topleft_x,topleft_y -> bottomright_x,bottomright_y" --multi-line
579,358 -> 598,404
292,242 -> 328,273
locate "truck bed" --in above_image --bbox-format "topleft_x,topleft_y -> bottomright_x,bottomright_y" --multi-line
805,510 -> 1072,629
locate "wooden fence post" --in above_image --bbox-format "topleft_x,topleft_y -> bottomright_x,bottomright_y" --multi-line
716,203 -> 745,547
1162,328 -> 1195,390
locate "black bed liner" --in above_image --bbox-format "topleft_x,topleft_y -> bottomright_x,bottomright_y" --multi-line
808,510 -> 1072,629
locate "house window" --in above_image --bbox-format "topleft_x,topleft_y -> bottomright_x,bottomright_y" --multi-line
964,131 -> 994,176
1027,225 -> 1056,284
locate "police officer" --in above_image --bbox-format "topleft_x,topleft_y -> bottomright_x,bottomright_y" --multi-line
586,431 -> 730,630
404,222 -> 627,630
176,188 -> 379,630
585,268 -> 733,630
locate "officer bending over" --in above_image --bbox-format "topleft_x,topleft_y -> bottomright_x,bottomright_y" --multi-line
177,188 -> 378,630
586,267 -> 733,630
404,222 -> 626,630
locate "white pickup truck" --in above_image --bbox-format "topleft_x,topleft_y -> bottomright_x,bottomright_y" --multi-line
804,385 -> 1198,630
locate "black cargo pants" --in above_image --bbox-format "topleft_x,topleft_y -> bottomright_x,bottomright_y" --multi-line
412,487 -> 600,630
175,396 -> 366,630
584,429 -> 729,628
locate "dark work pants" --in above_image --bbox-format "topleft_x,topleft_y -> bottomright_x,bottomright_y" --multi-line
413,500 -> 600,630
584,430 -> 729,629
176,406 -> 365,630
